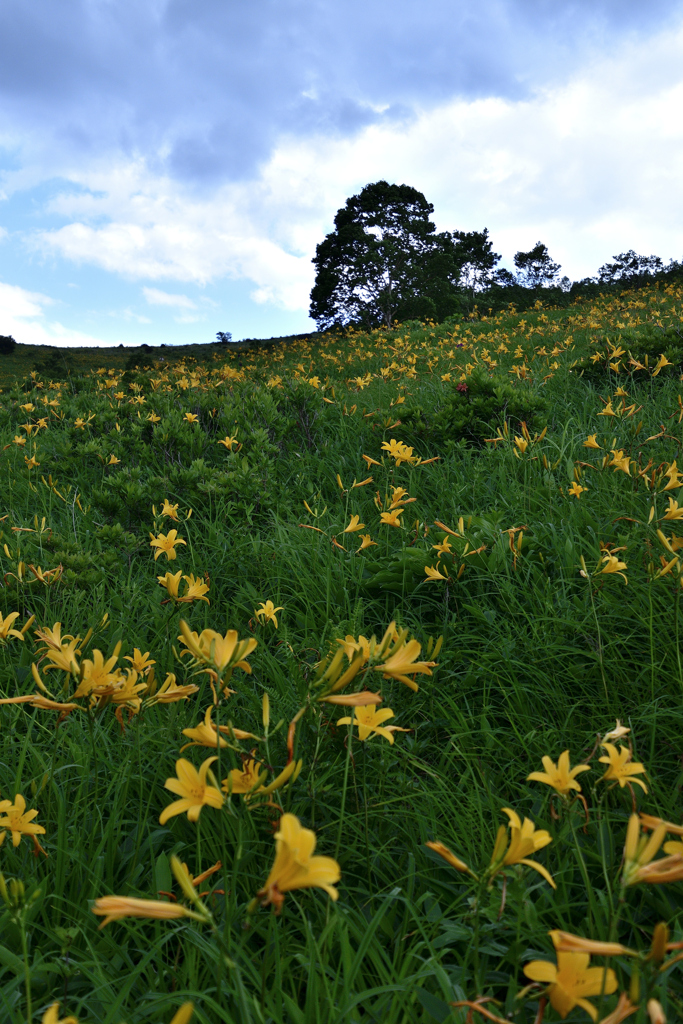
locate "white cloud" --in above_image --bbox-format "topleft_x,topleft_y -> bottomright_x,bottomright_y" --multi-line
22,17 -> 683,310
0,279 -> 124,346
143,286 -> 197,309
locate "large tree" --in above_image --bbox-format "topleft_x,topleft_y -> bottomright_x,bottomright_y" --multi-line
309,181 -> 450,330
514,242 -> 561,288
597,250 -> 664,286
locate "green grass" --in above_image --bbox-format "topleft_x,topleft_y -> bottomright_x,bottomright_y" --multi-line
1,284 -> 683,1023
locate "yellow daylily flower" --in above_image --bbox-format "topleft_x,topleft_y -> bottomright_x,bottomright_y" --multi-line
0,611 -> 31,643
222,757 -> 301,799
527,750 -> 591,796
256,813 -> 340,913
148,673 -> 199,705
663,497 -> 683,520
159,757 -> 224,824
149,529 -> 187,561
424,563 -> 449,582
254,600 -> 284,628
160,499 -> 180,520
178,574 -> 210,604
524,931 -> 617,1020
41,1003 -> 79,1024
92,895 -> 202,929
336,705 -> 409,744
178,621 -> 257,675
180,706 -> 257,750
599,743 -> 647,793
356,534 -> 378,551
568,482 -> 587,498
374,632 -> 436,692
425,840 -> 477,878
598,554 -> 628,584
622,814 -> 683,886
343,514 -> 365,533
379,509 -> 403,527
0,793 -> 46,850
584,434 -> 602,449
158,570 -> 182,598
488,808 -> 555,888
123,648 -> 155,674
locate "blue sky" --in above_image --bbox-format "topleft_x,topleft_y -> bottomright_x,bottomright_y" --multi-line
1,0 -> 683,346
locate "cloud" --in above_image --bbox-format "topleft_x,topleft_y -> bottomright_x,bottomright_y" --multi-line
21,17 -> 683,312
0,279 -> 125,346
1,0 -> 681,199
143,286 -> 196,309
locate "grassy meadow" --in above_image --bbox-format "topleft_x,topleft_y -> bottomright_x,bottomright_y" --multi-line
2,284 -> 683,1023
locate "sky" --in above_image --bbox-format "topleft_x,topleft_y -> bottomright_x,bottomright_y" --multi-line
1,0 -> 683,347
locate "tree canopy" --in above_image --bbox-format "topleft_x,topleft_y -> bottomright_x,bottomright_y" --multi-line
513,242 -> 561,288
309,181 -> 447,330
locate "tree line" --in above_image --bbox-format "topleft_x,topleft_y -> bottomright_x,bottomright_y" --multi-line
309,181 -> 682,330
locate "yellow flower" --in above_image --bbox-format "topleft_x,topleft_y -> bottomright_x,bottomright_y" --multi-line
432,536 -> 453,555
150,529 -> 186,561
598,401 -> 616,417
343,514 -> 365,533
41,1003 -> 79,1024
488,808 -> 555,888
374,631 -> 436,692
379,509 -> 403,527
24,454 -> 40,469
425,840 -> 477,878
380,438 -> 416,466
527,750 -> 591,796
584,435 -> 602,449
0,611 -> 29,643
92,895 -> 202,929
124,648 -> 155,674
598,554 -> 628,584
603,719 -> 630,743
551,931 -> 638,957
514,435 -> 529,453
568,482 -> 587,498
106,454 -> 120,466
159,757 -> 224,824
595,994 -> 638,1024
72,646 -> 122,698
148,673 -> 199,705
180,706 -> 257,750
178,621 -> 257,676
356,534 -> 377,551
424,563 -> 449,582
599,743 -> 647,793
158,570 -> 182,598
160,499 -> 180,520
336,634 -> 371,663
254,600 -> 284,628
646,1000 -> 666,1024
336,705 -> 409,744
256,813 -> 340,913
0,793 -> 46,849
524,931 -> 617,1020
183,412 -> 199,424
218,433 -> 240,450
221,756 -> 301,800
178,574 -> 210,604
663,497 -> 683,520
319,691 -> 382,706
622,814 -> 683,886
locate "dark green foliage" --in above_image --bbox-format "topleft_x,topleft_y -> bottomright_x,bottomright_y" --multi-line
400,369 -> 549,445
513,241 -> 561,288
0,334 -> 17,355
